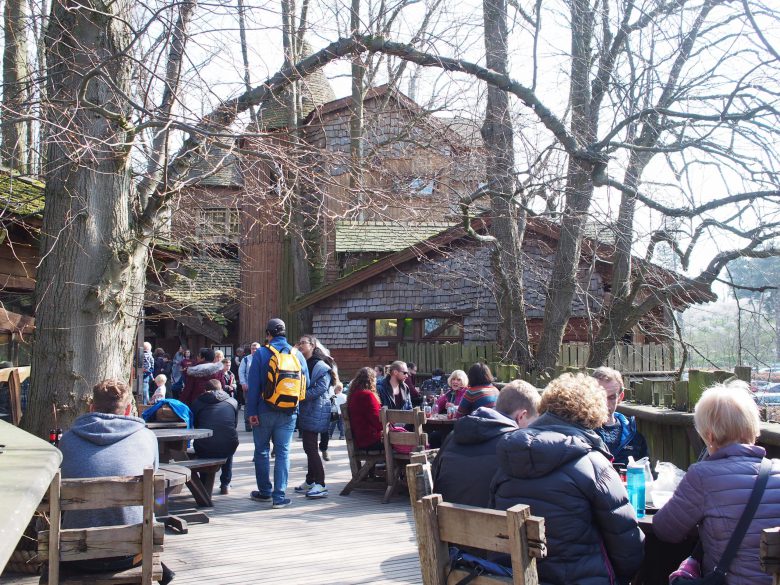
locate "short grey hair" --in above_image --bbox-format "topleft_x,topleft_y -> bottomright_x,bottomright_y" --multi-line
448,370 -> 468,387
694,381 -> 760,448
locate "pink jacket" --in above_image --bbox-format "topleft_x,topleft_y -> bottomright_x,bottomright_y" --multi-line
435,387 -> 467,414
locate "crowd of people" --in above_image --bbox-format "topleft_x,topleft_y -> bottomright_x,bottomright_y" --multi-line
50,321 -> 780,585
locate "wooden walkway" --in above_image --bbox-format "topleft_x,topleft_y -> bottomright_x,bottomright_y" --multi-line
1,427 -> 422,584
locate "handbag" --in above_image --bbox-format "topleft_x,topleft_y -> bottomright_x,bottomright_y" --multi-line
448,546 -> 512,585
670,457 -> 772,584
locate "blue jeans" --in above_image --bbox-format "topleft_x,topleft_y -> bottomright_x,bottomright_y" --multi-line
142,374 -> 152,404
252,410 -> 297,501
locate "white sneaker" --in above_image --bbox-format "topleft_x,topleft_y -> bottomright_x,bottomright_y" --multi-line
294,481 -> 314,493
306,484 -> 328,498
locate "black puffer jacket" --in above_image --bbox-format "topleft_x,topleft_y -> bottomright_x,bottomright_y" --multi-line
192,390 -> 239,458
431,407 -> 517,507
491,413 -> 644,585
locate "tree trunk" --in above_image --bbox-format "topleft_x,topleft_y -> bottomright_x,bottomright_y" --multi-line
23,0 -> 143,437
534,0 -> 597,373
2,0 -> 29,172
481,0 -> 531,368
349,0 -> 365,213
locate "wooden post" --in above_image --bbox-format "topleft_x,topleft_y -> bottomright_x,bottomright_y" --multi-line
734,366 -> 752,383
760,527 -> 780,584
142,467 -> 154,584
414,494 -> 448,585
687,370 -> 713,412
506,503 -> 538,585
48,471 -> 61,585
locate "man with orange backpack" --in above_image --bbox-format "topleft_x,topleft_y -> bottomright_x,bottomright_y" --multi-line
247,318 -> 309,509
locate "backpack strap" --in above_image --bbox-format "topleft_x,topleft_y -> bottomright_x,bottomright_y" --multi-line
712,457 -> 772,576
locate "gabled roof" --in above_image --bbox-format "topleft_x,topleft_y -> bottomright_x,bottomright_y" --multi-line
335,220 -> 454,253
303,84 -> 474,151
289,215 -> 717,312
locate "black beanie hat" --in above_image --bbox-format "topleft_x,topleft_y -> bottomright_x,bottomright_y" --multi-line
266,318 -> 286,337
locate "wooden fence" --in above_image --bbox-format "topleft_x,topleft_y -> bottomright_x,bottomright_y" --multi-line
397,341 -> 675,380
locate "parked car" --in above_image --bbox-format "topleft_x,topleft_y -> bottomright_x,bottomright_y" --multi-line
753,389 -> 780,405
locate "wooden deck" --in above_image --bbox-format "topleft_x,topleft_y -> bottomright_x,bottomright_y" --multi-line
1,426 -> 422,584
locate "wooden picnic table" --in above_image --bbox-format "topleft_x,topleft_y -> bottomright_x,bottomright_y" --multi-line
152,427 -> 213,463
0,420 -> 61,571
158,463 -> 193,533
633,510 -> 697,585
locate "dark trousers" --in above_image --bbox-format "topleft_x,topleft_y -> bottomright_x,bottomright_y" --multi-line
319,431 -> 329,452
301,430 -> 325,486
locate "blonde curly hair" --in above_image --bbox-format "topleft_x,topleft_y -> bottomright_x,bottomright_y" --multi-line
540,373 -> 608,429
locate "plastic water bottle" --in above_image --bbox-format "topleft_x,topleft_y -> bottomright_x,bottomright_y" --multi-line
627,460 -> 646,518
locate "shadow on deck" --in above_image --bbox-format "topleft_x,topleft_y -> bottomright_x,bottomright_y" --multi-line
2,426 -> 422,585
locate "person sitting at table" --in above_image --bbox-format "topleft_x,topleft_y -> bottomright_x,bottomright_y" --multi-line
58,378 -> 174,584
434,369 -> 468,414
346,367 -> 383,451
377,360 -> 412,410
432,379 -> 540,507
179,347 -> 223,406
420,368 -> 448,403
592,366 -> 648,466
456,363 -> 499,418
491,372 -> 644,585
191,379 -> 239,495
653,381 -> 780,585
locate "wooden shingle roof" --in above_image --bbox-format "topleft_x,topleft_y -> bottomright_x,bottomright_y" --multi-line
163,256 -> 241,325
335,220 -> 454,253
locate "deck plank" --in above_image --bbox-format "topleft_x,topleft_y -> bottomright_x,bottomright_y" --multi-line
1,425 -> 422,584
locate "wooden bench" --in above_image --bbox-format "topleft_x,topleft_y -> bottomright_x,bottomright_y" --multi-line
407,462 -> 546,585
339,402 -> 385,496
38,467 -> 165,585
170,457 -> 227,508
761,527 -> 780,584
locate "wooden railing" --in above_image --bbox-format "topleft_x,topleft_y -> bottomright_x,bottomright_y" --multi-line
397,341 -> 674,380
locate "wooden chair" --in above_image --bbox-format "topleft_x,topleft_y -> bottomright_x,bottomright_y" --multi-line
339,402 -> 385,496
761,527 -> 780,585
407,466 -> 546,585
38,467 -> 165,585
381,407 -> 431,503
0,365 -> 28,425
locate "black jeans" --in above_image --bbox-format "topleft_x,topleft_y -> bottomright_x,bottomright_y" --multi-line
301,430 -> 325,486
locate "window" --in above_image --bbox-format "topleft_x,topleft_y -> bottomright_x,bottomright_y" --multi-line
423,317 -> 462,339
369,315 -> 463,354
408,177 -> 435,196
374,318 -> 398,338
196,208 -> 240,241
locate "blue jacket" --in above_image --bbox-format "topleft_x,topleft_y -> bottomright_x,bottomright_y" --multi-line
298,358 -> 333,433
377,375 -> 412,410
246,336 -> 309,418
141,398 -> 193,428
595,411 -> 648,466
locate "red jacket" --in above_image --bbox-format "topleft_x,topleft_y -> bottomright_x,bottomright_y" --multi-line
347,389 -> 383,449
180,362 -> 224,406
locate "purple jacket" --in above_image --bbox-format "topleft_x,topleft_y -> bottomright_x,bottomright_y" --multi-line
653,444 -> 780,585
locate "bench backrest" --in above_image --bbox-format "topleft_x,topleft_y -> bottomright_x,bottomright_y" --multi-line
39,467 -> 164,585
381,407 -> 427,454
407,462 -> 546,585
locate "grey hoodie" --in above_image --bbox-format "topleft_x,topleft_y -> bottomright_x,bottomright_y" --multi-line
431,407 -> 517,507
59,412 -> 158,529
